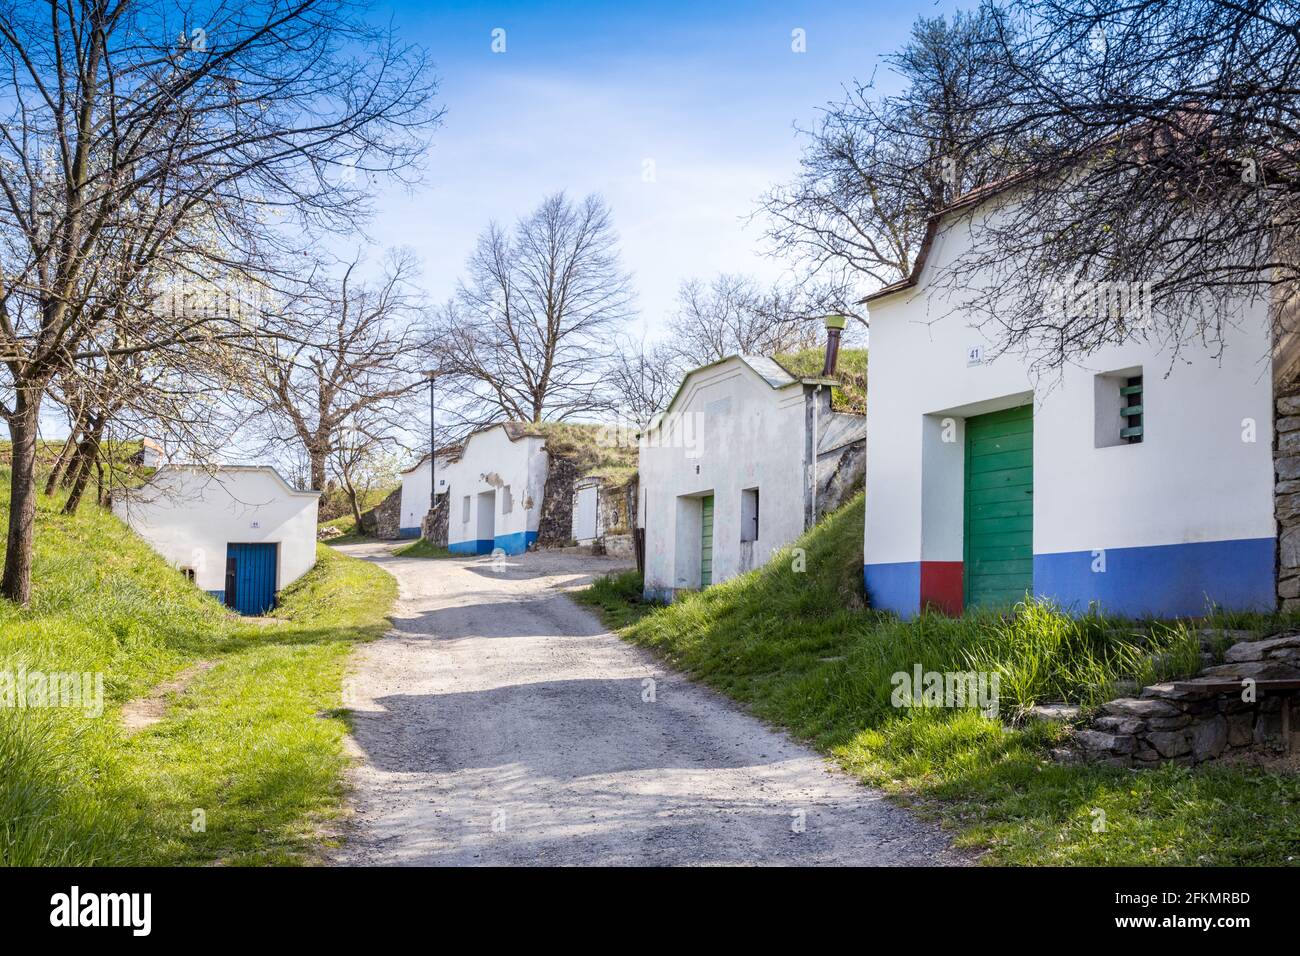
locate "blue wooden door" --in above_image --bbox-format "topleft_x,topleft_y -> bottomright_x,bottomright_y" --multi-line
225,543 -> 278,615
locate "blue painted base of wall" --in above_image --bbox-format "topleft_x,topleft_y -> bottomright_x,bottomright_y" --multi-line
866,536 -> 1276,619
863,561 -> 921,617
398,527 -> 420,539
448,531 -> 539,557
448,539 -> 494,555
1033,537 -> 1275,618
207,590 -> 225,604
493,530 -> 537,556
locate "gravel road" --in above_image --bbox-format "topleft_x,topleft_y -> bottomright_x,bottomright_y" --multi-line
329,542 -> 963,866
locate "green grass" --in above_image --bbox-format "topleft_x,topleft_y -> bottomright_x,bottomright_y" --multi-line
575,493 -> 1300,865
318,511 -> 370,543
0,472 -> 396,866
774,347 -> 868,413
316,484 -> 398,543
576,570 -> 657,630
391,538 -> 453,559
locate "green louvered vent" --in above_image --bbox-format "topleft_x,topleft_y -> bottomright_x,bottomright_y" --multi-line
700,495 -> 714,587
1120,375 -> 1143,443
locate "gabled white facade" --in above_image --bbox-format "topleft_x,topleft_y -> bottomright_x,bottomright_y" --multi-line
398,449 -> 460,538
113,465 -> 320,610
440,425 -> 550,555
639,355 -> 865,602
863,193 -> 1276,619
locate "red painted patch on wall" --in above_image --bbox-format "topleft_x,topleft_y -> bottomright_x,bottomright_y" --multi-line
920,561 -> 963,616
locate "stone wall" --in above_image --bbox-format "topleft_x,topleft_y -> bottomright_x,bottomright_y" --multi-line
372,487 -> 403,539
359,487 -> 402,539
597,478 -> 636,536
1277,387 -> 1300,610
537,455 -> 579,547
601,533 -> 634,559
1071,632 -> 1300,766
420,494 -> 448,546
817,441 -> 865,519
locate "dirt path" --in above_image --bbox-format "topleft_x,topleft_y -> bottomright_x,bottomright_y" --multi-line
120,659 -> 219,733
330,542 -> 963,866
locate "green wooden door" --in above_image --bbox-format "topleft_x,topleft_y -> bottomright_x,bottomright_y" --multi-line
700,495 -> 714,587
964,405 -> 1033,608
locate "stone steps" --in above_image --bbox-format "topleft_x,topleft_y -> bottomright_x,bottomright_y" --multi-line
1057,630 -> 1300,767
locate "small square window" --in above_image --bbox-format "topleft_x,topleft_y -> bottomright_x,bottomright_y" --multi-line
179,567 -> 196,582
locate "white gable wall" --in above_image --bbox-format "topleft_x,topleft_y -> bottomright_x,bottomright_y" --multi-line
640,357 -> 809,601
444,426 -> 549,555
399,451 -> 460,536
863,200 -> 1275,618
113,466 -> 320,598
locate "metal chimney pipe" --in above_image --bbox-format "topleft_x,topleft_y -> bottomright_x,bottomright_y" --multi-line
822,314 -> 846,377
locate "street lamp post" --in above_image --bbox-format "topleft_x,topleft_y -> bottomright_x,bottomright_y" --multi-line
426,372 -> 437,515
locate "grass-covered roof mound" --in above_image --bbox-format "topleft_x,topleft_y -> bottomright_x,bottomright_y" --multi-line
507,421 -> 638,487
774,347 -> 867,414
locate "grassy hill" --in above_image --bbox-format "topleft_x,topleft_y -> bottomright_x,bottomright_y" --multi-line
578,494 -> 1300,865
0,470 -> 395,865
774,347 -> 868,414
508,421 -> 639,487
317,483 -> 400,542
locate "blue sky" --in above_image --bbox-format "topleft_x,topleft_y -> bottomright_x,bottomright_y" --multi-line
32,0 -> 966,446
365,0 -> 964,339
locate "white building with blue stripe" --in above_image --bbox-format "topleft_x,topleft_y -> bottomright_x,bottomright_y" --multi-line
113,465 -> 321,615
397,449 -> 459,539
862,189 -> 1278,620
417,423 -> 550,556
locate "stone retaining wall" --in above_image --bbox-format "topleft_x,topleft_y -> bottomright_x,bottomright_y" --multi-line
1278,388 -> 1300,611
420,495 -> 449,546
537,456 -> 580,547
1072,633 -> 1300,766
371,487 -> 403,539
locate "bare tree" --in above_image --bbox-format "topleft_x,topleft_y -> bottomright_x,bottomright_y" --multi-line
758,7 -> 1023,290
924,0 -> 1299,369
45,308 -> 247,514
664,274 -> 847,365
606,338 -> 682,424
436,192 -> 635,429
331,415 -> 401,527
0,0 -> 440,602
253,251 -> 431,493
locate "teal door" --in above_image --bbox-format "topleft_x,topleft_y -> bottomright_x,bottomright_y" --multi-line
225,543 -> 278,615
964,405 -> 1033,608
700,495 -> 714,587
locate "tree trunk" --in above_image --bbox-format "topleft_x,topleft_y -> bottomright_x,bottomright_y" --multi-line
62,419 -> 104,516
2,388 -> 44,605
62,433 -> 95,488
61,459 -> 93,515
309,446 -> 328,492
346,479 -> 364,527
43,429 -> 81,496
